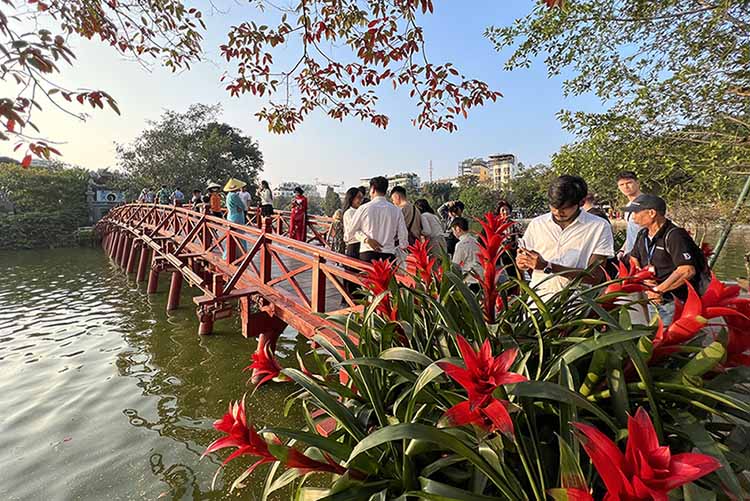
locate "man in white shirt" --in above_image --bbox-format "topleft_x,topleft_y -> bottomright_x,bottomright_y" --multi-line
516,175 -> 614,299
450,217 -> 482,291
344,176 -> 408,263
238,184 -> 253,211
616,171 -> 643,256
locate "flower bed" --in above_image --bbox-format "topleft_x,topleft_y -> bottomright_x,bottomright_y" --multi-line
202,213 -> 750,500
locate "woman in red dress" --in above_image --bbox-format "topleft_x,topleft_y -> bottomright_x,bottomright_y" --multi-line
289,187 -> 308,241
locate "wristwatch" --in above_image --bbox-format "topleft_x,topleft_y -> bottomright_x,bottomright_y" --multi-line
543,263 -> 554,274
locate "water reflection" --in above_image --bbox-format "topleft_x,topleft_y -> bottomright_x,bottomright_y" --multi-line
0,248 -> 301,500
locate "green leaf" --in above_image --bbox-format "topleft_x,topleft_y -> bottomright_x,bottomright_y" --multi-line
282,368 -> 366,441
380,347 -> 434,366
261,427 -> 353,460
346,424 -> 519,500
545,329 -> 650,380
414,477 -> 509,500
670,340 -> 726,384
557,436 -> 587,491
512,381 -> 619,433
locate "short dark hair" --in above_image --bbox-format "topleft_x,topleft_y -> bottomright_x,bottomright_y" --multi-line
616,171 -> 638,182
548,175 -> 588,209
495,199 -> 512,214
450,216 -> 469,231
370,176 -> 389,195
192,189 -> 201,194
390,185 -> 406,198
449,200 -> 465,213
294,186 -> 304,195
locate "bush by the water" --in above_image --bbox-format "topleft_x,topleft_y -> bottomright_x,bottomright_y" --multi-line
0,163 -> 89,249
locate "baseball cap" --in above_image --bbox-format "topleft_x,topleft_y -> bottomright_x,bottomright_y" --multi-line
622,194 -> 666,214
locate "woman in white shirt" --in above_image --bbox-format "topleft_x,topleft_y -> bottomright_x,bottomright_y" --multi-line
415,199 -> 447,258
258,180 -> 274,217
341,187 -> 364,299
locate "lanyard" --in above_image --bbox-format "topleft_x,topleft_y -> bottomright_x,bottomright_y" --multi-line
644,237 -> 657,264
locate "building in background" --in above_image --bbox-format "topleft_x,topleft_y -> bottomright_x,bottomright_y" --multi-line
488,154 -> 517,189
360,172 -> 421,192
457,158 -> 489,183
458,154 -> 517,190
272,181 -> 317,199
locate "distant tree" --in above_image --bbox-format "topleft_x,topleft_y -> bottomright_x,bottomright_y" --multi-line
323,186 -> 342,216
421,182 -> 457,208
116,104 -> 263,193
509,164 -> 554,217
0,163 -> 88,220
457,184 -> 499,218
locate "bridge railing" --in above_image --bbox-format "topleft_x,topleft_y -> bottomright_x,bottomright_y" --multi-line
104,203 -> 372,314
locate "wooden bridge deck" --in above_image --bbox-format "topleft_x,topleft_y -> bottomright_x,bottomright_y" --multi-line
95,203 -> 400,348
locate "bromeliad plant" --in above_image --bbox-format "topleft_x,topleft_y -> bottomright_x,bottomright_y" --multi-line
203,212 -> 750,500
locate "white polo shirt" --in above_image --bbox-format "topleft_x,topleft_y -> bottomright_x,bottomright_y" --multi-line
522,210 -> 614,298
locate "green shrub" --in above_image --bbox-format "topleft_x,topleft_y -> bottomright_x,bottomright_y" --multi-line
0,211 -> 84,249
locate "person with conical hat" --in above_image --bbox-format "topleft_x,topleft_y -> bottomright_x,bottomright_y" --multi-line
206,180 -> 223,218
223,178 -> 248,257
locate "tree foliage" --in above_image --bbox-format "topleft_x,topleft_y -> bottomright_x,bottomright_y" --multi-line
0,0 -> 203,163
487,0 -> 750,207
323,186 -> 341,216
0,162 -> 88,217
508,164 -> 554,216
116,104 -> 263,194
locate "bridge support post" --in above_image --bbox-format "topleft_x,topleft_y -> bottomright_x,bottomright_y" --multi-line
136,246 -> 150,282
167,271 -> 183,311
114,232 -> 125,264
147,254 -> 159,294
119,235 -> 131,269
126,240 -> 138,274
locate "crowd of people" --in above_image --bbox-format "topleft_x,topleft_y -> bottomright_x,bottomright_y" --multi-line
137,171 -> 712,327
137,179 -> 311,242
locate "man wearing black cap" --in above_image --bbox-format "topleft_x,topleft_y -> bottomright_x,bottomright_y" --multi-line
625,194 -> 709,324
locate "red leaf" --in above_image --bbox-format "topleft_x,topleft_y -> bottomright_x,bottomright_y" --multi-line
21,154 -> 32,168
7,119 -> 15,132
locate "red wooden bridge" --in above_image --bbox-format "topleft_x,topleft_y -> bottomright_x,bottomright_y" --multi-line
96,204 -> 389,361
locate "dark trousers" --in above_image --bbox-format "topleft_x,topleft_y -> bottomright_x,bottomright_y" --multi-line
343,243 -> 361,298
261,204 -> 274,217
446,233 -> 459,255
359,251 -> 395,263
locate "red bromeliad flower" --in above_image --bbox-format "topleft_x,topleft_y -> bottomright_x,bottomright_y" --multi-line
701,274 -> 749,316
573,408 -> 721,500
476,212 -> 514,323
438,335 -> 527,409
725,301 -> 750,367
604,258 -> 655,296
244,333 -> 282,388
362,258 -> 398,320
202,399 -> 276,471
406,239 -> 436,288
654,283 -> 708,347
444,397 -> 515,435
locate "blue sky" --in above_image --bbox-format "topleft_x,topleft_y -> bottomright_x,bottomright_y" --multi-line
0,0 -> 602,188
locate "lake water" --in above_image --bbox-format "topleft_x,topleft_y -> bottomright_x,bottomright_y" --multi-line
0,248 -> 304,500
0,230 -> 747,500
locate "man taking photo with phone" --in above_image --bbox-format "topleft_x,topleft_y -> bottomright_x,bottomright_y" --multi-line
516,175 -> 614,300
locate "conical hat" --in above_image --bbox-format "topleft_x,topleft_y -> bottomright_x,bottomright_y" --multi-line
206,180 -> 221,190
223,178 -> 247,192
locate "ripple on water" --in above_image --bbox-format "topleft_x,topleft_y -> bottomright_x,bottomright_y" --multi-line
0,248 -> 302,500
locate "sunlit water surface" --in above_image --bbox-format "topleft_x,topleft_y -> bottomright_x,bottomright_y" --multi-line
0,248 -> 304,500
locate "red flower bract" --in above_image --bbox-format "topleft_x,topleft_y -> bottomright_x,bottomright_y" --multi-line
244,333 -> 282,388
475,212 -> 514,323
656,283 -> 708,347
438,335 -> 527,409
406,239 -> 436,288
202,399 -> 276,472
363,258 -> 398,320
444,397 -> 515,435
604,258 -> 655,297
573,407 -> 721,500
